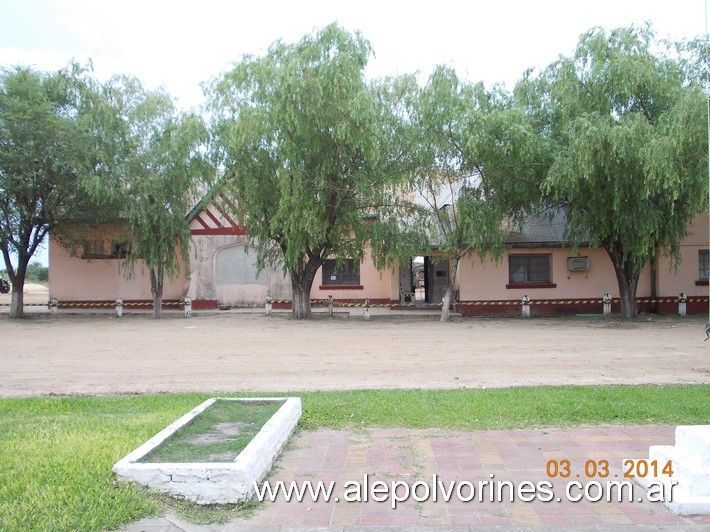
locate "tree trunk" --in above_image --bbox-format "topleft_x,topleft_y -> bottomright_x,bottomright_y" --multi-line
291,279 -> 311,319
10,285 -> 24,319
150,268 -> 164,319
8,256 -> 29,319
440,287 -> 452,322
290,258 -> 319,320
606,243 -> 642,320
440,255 -> 460,323
616,276 -> 638,320
650,249 -> 658,314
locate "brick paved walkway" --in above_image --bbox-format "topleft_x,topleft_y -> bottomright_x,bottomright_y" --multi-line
126,425 -> 710,530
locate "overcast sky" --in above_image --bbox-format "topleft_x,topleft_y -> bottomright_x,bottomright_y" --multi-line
1,0 -> 707,110
1,0 -> 707,266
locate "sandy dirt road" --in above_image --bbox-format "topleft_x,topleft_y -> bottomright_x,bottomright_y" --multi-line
0,307 -> 708,397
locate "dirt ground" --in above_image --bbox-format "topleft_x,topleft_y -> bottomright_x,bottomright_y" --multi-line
1,288 -> 709,397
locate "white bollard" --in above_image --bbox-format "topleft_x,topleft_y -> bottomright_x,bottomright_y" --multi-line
183,297 -> 192,318
678,292 -> 687,316
49,297 -> 58,316
115,298 -> 123,318
602,293 -> 612,316
265,296 -> 272,316
328,295 -> 333,316
521,295 -> 531,318
363,298 -> 371,321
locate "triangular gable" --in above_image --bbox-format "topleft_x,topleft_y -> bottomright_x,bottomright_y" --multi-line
186,175 -> 248,236
188,193 -> 247,236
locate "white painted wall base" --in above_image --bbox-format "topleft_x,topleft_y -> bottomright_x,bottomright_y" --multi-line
632,425 -> 710,516
113,397 -> 301,504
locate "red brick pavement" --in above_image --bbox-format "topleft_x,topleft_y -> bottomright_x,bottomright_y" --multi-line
234,425 -> 710,527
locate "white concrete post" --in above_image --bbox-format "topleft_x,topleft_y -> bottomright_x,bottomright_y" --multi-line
328,295 -> 333,316
521,295 -> 531,318
602,293 -> 612,316
363,298 -> 371,321
183,297 -> 192,318
115,298 -> 123,318
49,297 -> 58,316
678,292 -> 687,316
265,296 -> 272,316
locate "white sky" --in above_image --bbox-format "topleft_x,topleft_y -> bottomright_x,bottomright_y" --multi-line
2,0 -> 707,110
1,0 -> 707,265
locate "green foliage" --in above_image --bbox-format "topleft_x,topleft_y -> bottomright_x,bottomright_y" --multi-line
405,66 -> 552,319
2,23 -> 704,324
209,24 -> 425,318
25,261 -> 48,282
536,25 -> 708,319
0,64 -> 101,317
88,77 -> 212,317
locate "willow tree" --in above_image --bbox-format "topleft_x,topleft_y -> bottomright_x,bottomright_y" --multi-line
92,77 -> 211,318
209,24 -> 423,319
408,66 -> 552,321
541,25 -> 708,320
0,64 -> 99,318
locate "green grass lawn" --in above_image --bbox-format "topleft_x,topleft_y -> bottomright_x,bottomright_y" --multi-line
0,386 -> 708,531
141,399 -> 284,463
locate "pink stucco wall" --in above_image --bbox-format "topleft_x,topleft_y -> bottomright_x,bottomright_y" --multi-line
310,250 -> 395,302
657,212 -> 708,297
48,231 -> 188,302
457,247 -> 644,301
48,212 -> 707,309
186,234 -> 291,307
456,213 -> 708,302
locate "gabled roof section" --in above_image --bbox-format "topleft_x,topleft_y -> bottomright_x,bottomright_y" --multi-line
186,176 -> 247,236
185,177 -> 225,223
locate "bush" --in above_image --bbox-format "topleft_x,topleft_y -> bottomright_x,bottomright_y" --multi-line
25,262 -> 48,283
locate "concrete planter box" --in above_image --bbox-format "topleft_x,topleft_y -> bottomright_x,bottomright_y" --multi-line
113,397 -> 301,504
